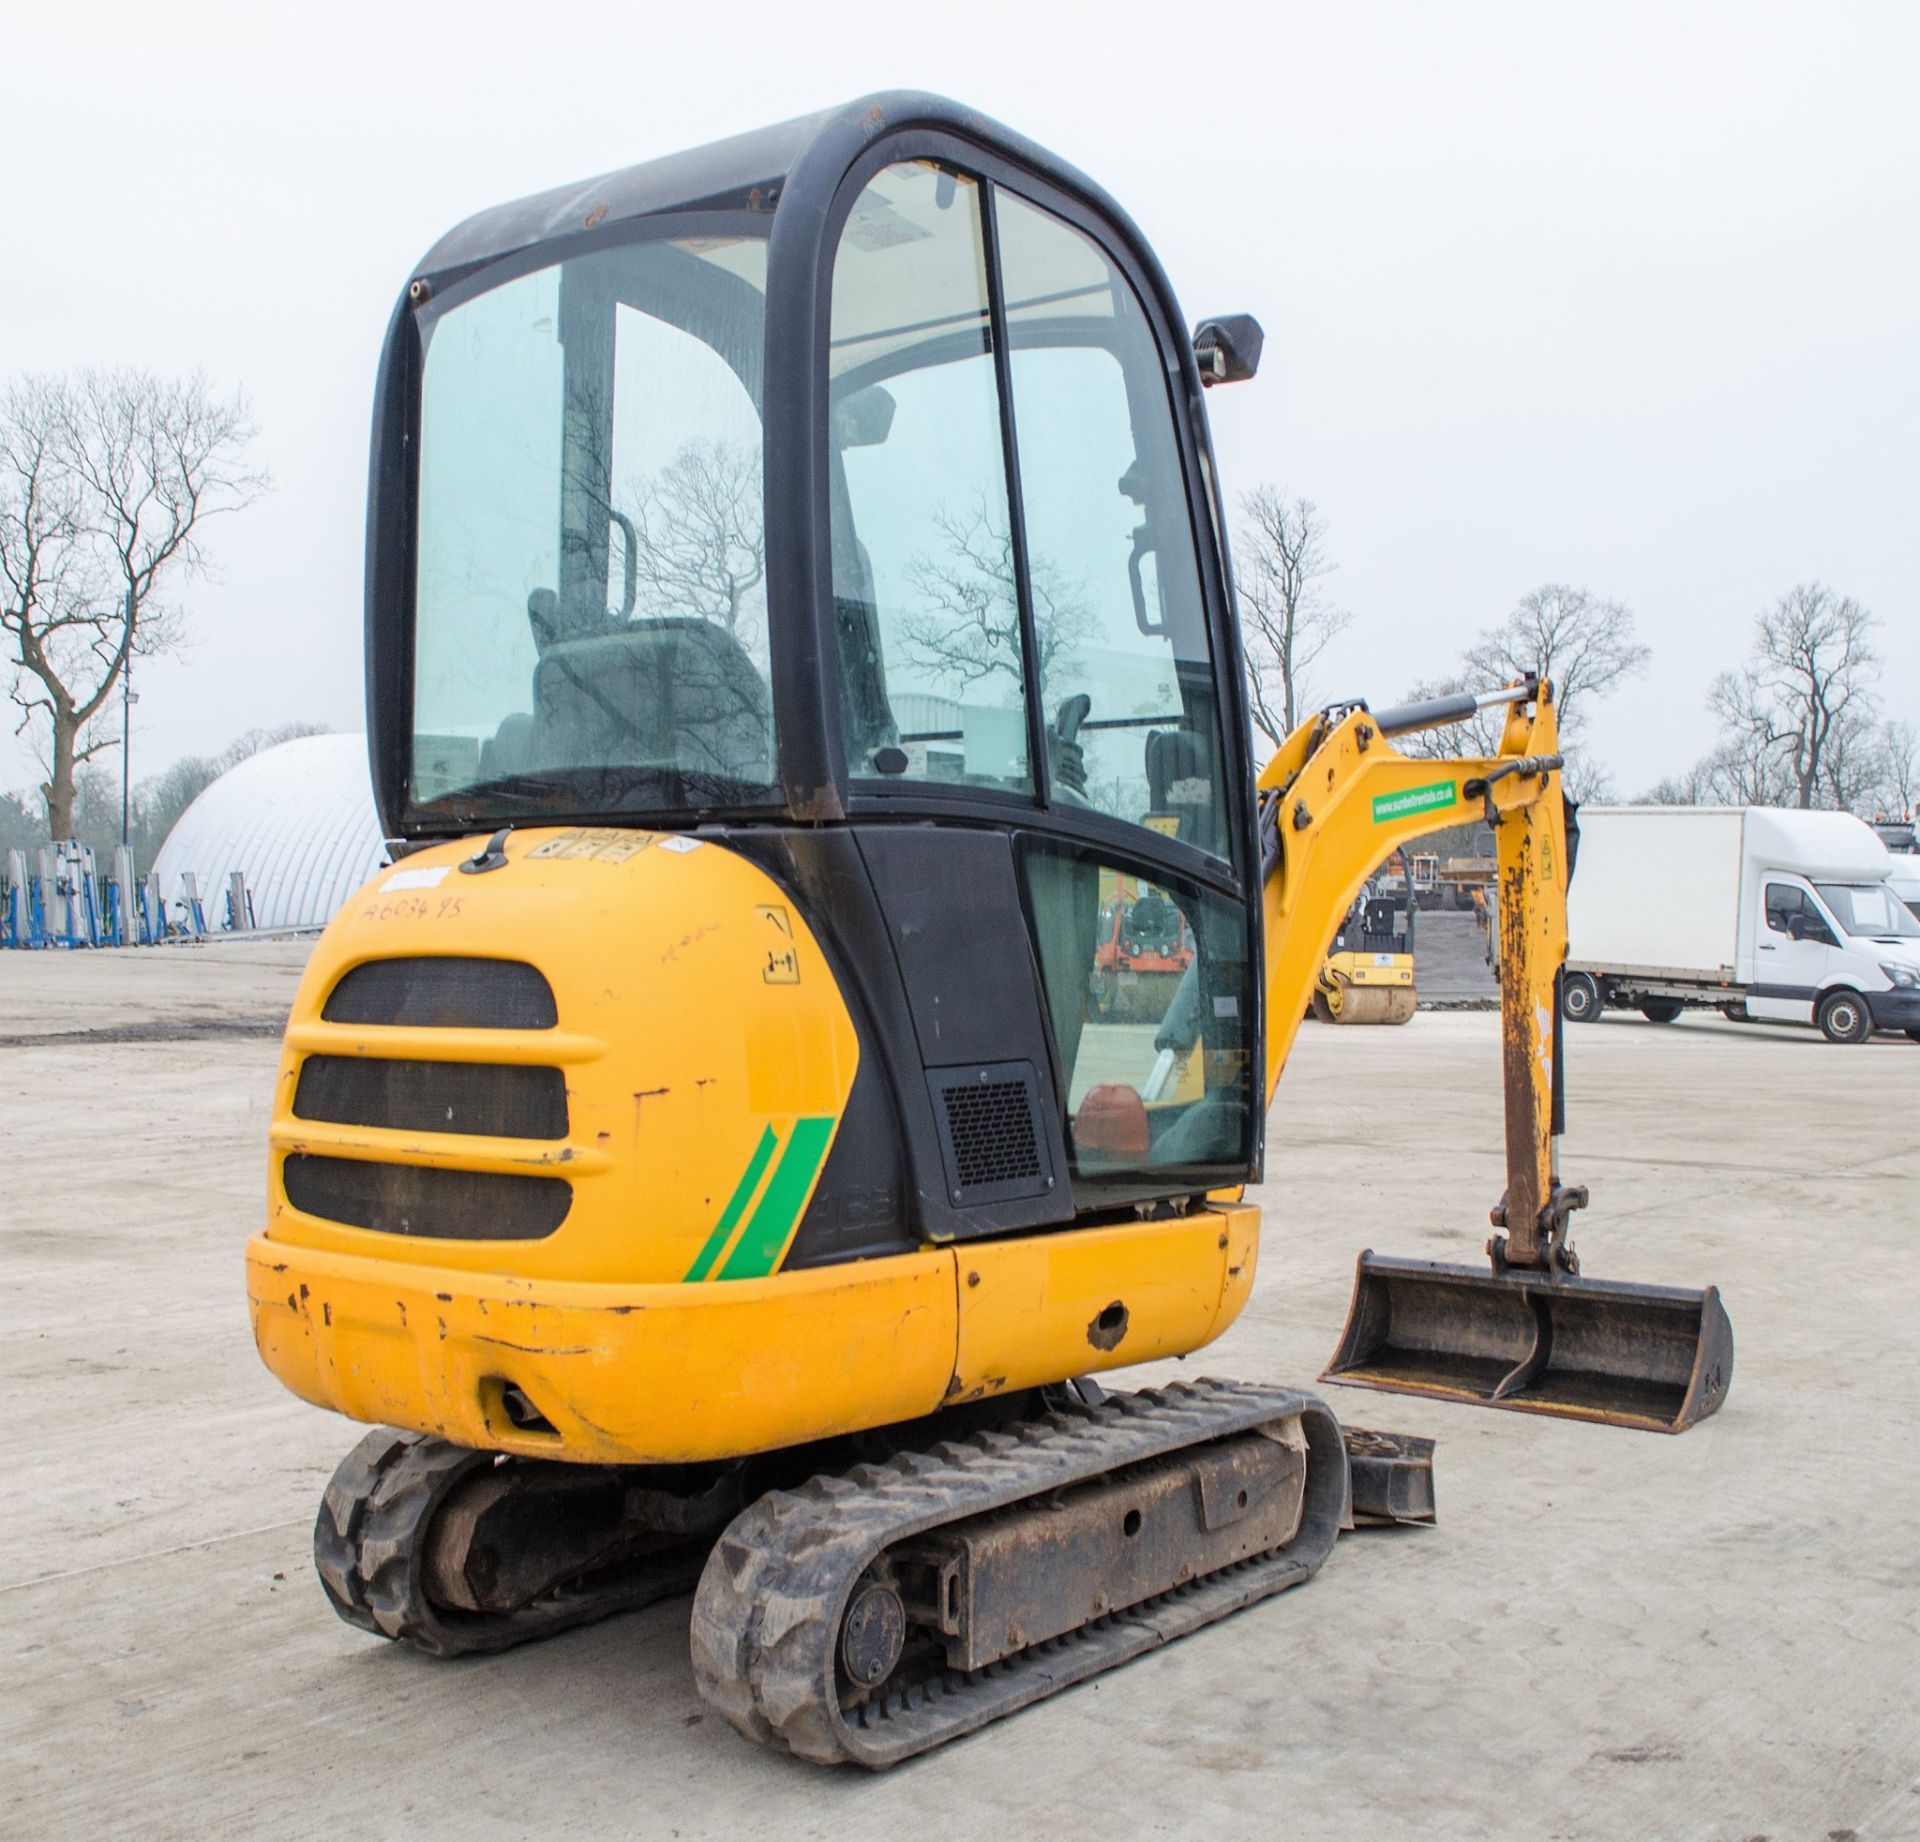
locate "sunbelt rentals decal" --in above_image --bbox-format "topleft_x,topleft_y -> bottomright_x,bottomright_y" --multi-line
1372,780 -> 1458,823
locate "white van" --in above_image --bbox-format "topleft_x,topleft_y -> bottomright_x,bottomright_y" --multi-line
1565,806 -> 1920,1043
1889,860 -> 1920,924
1878,825 -> 1920,923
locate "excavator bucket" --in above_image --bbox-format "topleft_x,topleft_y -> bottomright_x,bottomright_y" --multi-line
1322,1252 -> 1734,1434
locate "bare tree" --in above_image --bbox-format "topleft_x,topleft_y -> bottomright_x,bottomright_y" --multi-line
1391,673 -> 1508,761
1874,716 -> 1918,818
624,438 -> 764,636
0,788 -> 39,857
899,499 -> 1096,696
1686,673 -> 1797,805
1641,762 -> 1716,805
1642,729 -> 1790,806
1562,757 -> 1619,803
124,721 -> 331,863
1233,488 -> 1349,745
3,718 -> 330,863
1392,584 -> 1645,796
0,370 -> 264,837
1459,584 -> 1650,741
1704,584 -> 1880,809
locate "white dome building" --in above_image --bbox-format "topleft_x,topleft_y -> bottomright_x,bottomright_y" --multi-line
153,733 -> 388,931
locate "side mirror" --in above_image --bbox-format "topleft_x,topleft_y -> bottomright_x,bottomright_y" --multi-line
1192,314 -> 1264,386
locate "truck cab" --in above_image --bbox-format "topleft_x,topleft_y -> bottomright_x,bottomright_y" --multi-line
1749,867 -> 1920,1036
1876,823 -> 1920,923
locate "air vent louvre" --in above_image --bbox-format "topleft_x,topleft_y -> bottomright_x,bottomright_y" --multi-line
943,1079 -> 1041,1188
322,957 -> 557,1030
282,1154 -> 570,1240
927,1061 -> 1052,1205
293,1057 -> 568,1140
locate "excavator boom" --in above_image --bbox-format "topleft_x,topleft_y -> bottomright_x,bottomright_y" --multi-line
1255,678 -> 1733,1431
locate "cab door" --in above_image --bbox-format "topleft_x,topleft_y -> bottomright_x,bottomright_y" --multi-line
822,150 -> 1256,1210
1750,879 -> 1836,1023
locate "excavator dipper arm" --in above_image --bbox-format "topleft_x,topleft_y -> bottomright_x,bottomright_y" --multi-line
1258,678 -> 1565,1246
1255,677 -> 1734,1432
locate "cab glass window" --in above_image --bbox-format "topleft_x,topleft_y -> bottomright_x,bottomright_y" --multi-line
995,191 -> 1230,860
829,163 -> 1031,796
411,231 -> 774,821
1764,883 -> 1836,945
1021,838 -> 1252,1195
1815,881 -> 1920,938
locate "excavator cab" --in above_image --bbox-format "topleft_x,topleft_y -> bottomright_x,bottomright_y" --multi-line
251,93 -> 1730,1769
374,97 -> 1270,1231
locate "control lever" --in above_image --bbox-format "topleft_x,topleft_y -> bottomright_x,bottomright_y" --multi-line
1051,694 -> 1091,798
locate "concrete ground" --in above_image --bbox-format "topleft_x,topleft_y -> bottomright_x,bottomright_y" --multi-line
3,940 -> 1916,1841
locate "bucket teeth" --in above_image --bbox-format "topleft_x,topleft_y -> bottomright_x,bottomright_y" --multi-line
1322,1251 -> 1734,1434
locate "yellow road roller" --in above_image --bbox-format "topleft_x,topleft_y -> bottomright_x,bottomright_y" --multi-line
1312,848 -> 1417,1024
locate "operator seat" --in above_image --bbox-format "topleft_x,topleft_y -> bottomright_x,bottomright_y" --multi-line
529,617 -> 774,783
1144,727 -> 1221,858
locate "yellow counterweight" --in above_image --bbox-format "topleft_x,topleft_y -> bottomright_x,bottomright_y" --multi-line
246,827 -> 1258,1464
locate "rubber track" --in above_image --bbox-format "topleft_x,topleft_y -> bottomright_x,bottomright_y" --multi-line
313,1427 -> 701,1657
689,1378 -> 1349,1768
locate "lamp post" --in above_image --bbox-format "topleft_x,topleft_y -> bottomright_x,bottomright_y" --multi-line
119,588 -> 138,850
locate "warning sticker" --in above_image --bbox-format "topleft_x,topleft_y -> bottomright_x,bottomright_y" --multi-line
382,865 -> 449,892
527,828 -> 651,863
1371,781 -> 1458,824
757,904 -> 800,983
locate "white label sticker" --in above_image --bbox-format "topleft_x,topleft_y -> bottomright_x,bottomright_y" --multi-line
382,866 -> 449,892
1213,995 -> 1239,1018
658,836 -> 704,854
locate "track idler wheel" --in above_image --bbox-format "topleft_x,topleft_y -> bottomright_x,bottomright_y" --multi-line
313,1428 -> 723,1656
313,1428 -> 494,1652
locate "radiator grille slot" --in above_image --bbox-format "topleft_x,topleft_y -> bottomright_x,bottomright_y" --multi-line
927,1061 -> 1052,1205
283,1154 -> 570,1240
322,957 -> 557,1030
293,1057 -> 568,1141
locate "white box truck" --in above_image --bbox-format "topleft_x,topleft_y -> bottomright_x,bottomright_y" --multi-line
1564,806 -> 1920,1043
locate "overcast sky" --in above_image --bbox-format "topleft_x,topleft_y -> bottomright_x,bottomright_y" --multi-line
6,0 -> 1914,805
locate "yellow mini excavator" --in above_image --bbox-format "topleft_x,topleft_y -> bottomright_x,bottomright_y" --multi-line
247,94 -> 1733,1768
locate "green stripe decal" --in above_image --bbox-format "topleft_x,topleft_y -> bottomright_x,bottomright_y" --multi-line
683,1124 -> 779,1282
715,1115 -> 837,1281
1372,780 -> 1458,823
